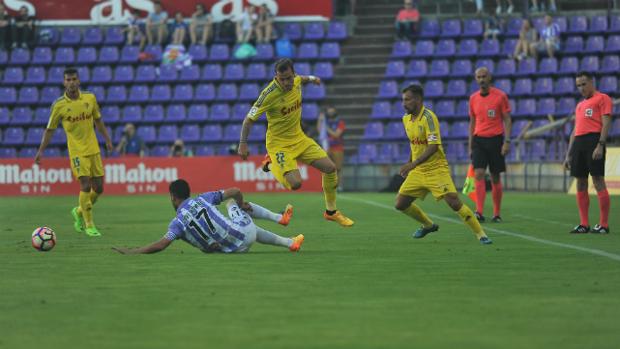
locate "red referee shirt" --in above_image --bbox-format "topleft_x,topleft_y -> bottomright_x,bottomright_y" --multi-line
574,91 -> 613,136
469,87 -> 511,137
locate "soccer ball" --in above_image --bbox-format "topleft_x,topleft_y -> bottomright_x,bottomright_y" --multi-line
31,227 -> 56,252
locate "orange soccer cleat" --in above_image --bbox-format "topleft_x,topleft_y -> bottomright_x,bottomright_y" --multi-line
278,204 -> 293,226
261,154 -> 272,172
289,234 -> 305,252
323,211 -> 354,227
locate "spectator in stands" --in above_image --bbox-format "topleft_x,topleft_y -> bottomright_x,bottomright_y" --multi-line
146,1 -> 168,46
236,5 -> 258,43
116,123 -> 145,157
170,11 -> 188,46
0,3 -> 10,50
532,14 -> 560,59
317,106 -> 345,189
169,139 -> 193,157
474,0 -> 484,15
255,4 -> 274,43
395,0 -> 420,40
12,6 -> 34,49
495,0 -> 514,14
531,0 -> 557,13
124,9 -> 145,48
512,18 -> 537,61
483,13 -> 502,40
190,3 -> 213,45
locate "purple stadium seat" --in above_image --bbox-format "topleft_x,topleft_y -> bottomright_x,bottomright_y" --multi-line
188,44 -> 208,62
143,45 -> 163,62
128,85 -> 149,103
371,101 -> 391,119
559,57 -> 578,75
363,122 -> 384,140
282,23 -> 303,41
245,63 -> 267,81
536,98 -> 556,117
555,17 -> 568,33
202,124 -> 223,142
3,67 -> 23,85
178,64 -> 200,83
356,143 -> 377,164
435,39 -> 456,57
31,47 -> 52,65
511,120 -> 529,138
391,40 -> 412,58
450,59 -> 473,78
0,147 -> 16,158
406,60 -> 427,78
223,63 -> 244,81
568,16 -> 587,34
202,63 -> 223,81
457,39 -> 478,57
194,145 -> 215,156
304,22 -> 325,41
606,35 -> 620,53
165,85 -> 189,103
516,58 -> 537,76
564,36 -> 583,53
413,40 -> 434,57
76,66 -> 91,84
135,126 -> 155,143
295,62 -> 311,76
11,107 -> 33,125
441,19 -> 461,38
157,125 -> 178,143
320,42 -> 340,60
446,79 -> 467,98
303,84 -> 325,101
419,19 -> 440,38
87,85 -> 105,102
76,47 -> 97,64
385,60 -> 405,78
216,83 -> 238,102
479,39 -> 500,57
17,87 -> 38,105
253,43 -> 274,61
424,80 -> 444,98
609,119 -> 620,137
83,27 -> 103,45
494,78 -> 512,94
501,38 -> 517,56
585,36 -> 604,53
475,58 -> 495,73
385,122 -> 406,140
554,77 -> 574,96
18,147 -> 37,158
601,55 -> 620,73
313,62 -> 333,80
448,121 -> 469,139
113,65 -> 134,83
0,87 -> 17,105
0,107 -> 8,125
101,105 -> 120,124
157,65 -> 178,82
248,124 -> 266,141
195,84 -> 216,102
375,143 -> 397,164
60,27 -> 81,46
231,103 -> 250,120
209,44 -> 230,61
239,83 -> 259,102
428,59 -> 449,78
143,104 -> 164,123
599,76 -> 618,95
33,107 -> 50,125
25,127 -> 43,145
120,45 -> 140,63
514,98 -> 536,117
40,86 -> 61,105
180,124 -> 200,143
104,27 -> 125,46
134,65 -> 156,83
611,15 -> 620,33
378,80 -> 398,99
99,46 -> 120,63
463,19 -> 483,37
436,100 -> 455,118
506,18 -> 523,37
538,57 -> 558,75
439,122 -> 449,139
54,47 -> 75,64
302,103 -> 319,120
495,58 -> 516,77
9,48 -> 30,65
187,104 -> 209,122
557,97 -> 576,115
223,124 -> 242,141
533,77 -> 553,95
106,85 -> 127,103
580,56 -> 599,72
513,78 -> 532,96
4,127 -> 24,145
151,84 -> 171,102
326,21 -> 347,41
91,66 -> 112,84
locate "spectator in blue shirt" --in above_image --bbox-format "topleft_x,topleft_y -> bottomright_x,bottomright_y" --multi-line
170,11 -> 188,46
116,123 -> 145,157
146,1 -> 168,45
533,14 -> 560,59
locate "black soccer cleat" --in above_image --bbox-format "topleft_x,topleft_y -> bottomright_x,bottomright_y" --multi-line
491,215 -> 502,223
570,225 -> 590,234
475,211 -> 486,223
591,224 -> 610,234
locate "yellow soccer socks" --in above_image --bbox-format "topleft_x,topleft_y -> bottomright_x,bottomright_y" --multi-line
456,204 -> 487,239
78,191 -> 94,228
403,204 -> 434,227
322,171 -> 338,211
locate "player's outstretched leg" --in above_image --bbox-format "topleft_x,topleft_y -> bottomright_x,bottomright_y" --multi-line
445,193 -> 492,244
246,202 -> 293,226
255,226 -> 304,252
395,194 -> 438,239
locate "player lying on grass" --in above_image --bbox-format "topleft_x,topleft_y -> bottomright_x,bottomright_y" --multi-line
112,179 -> 303,254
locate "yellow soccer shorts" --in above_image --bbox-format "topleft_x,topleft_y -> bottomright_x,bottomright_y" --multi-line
267,136 -> 328,186
398,166 -> 457,200
70,153 -> 104,179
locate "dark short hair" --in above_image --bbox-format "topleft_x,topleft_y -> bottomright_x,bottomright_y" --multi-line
63,68 -> 78,77
402,84 -> 424,99
169,179 -> 191,200
275,58 -> 295,74
576,71 -> 593,81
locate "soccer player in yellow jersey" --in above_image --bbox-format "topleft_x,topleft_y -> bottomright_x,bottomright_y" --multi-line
395,84 -> 492,244
238,58 -> 354,227
34,68 -> 113,237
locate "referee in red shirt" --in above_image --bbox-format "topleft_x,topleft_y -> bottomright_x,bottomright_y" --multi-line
564,71 -> 612,234
468,67 -> 512,223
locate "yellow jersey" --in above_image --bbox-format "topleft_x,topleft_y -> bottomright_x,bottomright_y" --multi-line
247,75 -> 305,147
47,90 -> 102,158
402,106 -> 449,172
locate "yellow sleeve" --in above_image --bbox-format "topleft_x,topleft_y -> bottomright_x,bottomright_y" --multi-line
247,86 -> 276,121
92,95 -> 101,120
46,101 -> 62,130
423,111 -> 442,145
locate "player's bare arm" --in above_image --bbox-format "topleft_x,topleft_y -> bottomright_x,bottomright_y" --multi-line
501,112 -> 512,156
468,118 -> 475,158
399,144 -> 439,178
34,128 -> 56,164
299,75 -> 321,85
593,114 -> 611,160
94,118 -> 113,152
238,117 -> 254,159
113,237 -> 173,255
564,127 -> 575,170
221,187 -> 245,208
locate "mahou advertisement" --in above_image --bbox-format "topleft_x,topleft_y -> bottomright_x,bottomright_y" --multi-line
0,156 -> 323,195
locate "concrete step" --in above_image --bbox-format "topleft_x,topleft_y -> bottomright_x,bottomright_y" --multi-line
335,64 -> 386,75
327,73 -> 384,83
341,45 -> 391,56
327,94 -> 376,105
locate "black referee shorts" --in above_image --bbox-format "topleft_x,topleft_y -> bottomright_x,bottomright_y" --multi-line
472,135 -> 506,174
570,133 -> 605,178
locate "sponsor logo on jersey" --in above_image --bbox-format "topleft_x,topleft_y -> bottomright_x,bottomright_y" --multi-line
585,108 -> 593,117
487,109 -> 496,118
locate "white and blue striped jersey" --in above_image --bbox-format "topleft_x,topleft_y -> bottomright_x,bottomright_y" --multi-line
164,191 -> 249,253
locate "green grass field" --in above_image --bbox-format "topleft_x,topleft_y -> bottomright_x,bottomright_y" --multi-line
1,192 -> 619,349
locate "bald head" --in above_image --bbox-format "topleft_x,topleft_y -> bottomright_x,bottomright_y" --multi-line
475,67 -> 492,94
